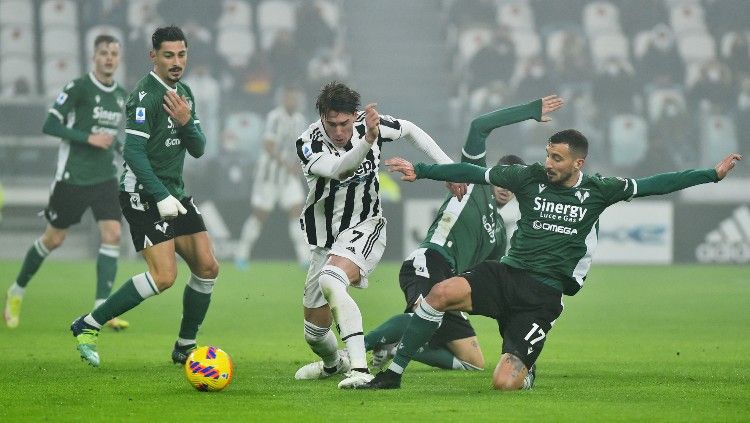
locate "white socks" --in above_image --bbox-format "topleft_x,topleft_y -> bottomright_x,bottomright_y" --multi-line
303,320 -> 340,368
318,265 -> 366,370
237,215 -> 261,261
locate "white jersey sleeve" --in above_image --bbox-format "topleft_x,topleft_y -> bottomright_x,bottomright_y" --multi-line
295,123 -> 373,181
379,115 -> 452,164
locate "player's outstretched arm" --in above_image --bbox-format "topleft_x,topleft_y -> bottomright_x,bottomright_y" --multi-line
462,95 -> 563,164
634,153 -> 742,198
385,157 -> 488,185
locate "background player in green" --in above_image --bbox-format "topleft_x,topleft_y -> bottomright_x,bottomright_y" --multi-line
365,120 -> 743,390
4,35 -> 129,331
360,95 -> 563,373
70,26 -> 219,368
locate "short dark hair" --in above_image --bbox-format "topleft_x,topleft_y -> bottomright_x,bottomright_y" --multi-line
316,81 -> 360,116
152,25 -> 187,50
548,129 -> 588,158
94,34 -> 118,50
497,154 -> 525,166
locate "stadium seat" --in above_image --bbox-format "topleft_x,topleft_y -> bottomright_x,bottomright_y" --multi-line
700,114 -> 738,167
126,0 -> 161,30
677,32 -> 716,64
43,56 -> 81,96
40,0 -> 78,28
720,31 -> 750,58
632,30 -> 654,60
0,25 -> 34,56
0,56 -> 35,97
42,27 -> 80,58
510,30 -> 542,62
498,1 -> 535,31
223,112 -> 264,155
216,28 -> 256,67
258,0 -> 296,50
646,87 -> 686,122
0,0 -> 34,26
590,32 -> 629,65
582,1 -> 621,35
456,26 -> 493,67
608,114 -> 648,167
216,0 -> 253,29
669,2 -> 707,35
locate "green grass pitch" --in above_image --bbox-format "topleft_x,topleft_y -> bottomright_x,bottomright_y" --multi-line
1,260 -> 748,422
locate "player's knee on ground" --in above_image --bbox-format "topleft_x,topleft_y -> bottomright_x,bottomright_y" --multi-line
491,354 -> 527,391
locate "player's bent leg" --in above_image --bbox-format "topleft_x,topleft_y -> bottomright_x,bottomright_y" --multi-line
446,336 -> 485,370
492,353 -> 529,391
425,277 -> 474,312
235,207 -> 270,269
96,220 -> 127,330
296,307 -> 351,380
173,232 -> 219,364
142,241 -> 179,291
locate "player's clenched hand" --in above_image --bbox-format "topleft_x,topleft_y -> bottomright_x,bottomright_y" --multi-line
715,153 -> 742,180
385,157 -> 416,181
364,103 -> 380,144
446,182 -> 468,201
540,95 -> 564,122
87,133 -> 114,149
163,91 -> 191,126
156,195 -> 188,219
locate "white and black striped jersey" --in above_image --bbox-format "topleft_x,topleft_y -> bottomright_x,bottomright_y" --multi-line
296,112 -> 448,249
254,106 -> 308,185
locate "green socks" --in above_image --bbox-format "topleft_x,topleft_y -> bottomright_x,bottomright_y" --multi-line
95,244 -> 119,301
90,272 -> 158,326
178,274 -> 214,340
365,313 -> 412,350
389,301 -> 444,373
15,239 -> 50,288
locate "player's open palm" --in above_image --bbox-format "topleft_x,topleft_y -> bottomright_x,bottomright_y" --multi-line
715,153 -> 742,180
88,133 -> 114,149
385,157 -> 416,181
364,103 -> 380,143
163,91 -> 191,126
540,95 -> 564,122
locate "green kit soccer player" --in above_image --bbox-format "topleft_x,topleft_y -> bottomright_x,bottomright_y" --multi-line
363,96 -> 562,372
364,124 -> 742,390
70,26 -> 219,367
5,35 -> 129,330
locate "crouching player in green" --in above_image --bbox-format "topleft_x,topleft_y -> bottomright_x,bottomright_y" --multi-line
70,26 -> 219,367
364,127 -> 742,390
362,96 -> 563,372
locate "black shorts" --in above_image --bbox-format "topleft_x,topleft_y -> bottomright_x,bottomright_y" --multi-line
399,248 -> 476,347
120,192 -> 207,252
462,261 -> 563,369
45,179 -> 121,229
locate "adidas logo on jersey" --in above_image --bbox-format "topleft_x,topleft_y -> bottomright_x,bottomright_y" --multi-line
695,205 -> 750,263
346,246 -> 356,254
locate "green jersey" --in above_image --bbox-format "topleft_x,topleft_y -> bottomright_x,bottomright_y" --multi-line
415,161 -> 719,295
48,72 -> 127,185
420,153 -> 505,273
418,98 -> 545,273
121,71 -> 201,201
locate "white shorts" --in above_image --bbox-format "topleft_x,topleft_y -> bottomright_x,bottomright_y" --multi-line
251,177 -> 304,212
303,216 -> 387,308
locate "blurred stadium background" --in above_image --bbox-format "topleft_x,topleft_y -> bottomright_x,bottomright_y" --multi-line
0,0 -> 748,264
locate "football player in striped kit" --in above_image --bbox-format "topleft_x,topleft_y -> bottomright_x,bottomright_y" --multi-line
235,85 -> 310,269
293,82 -> 465,388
